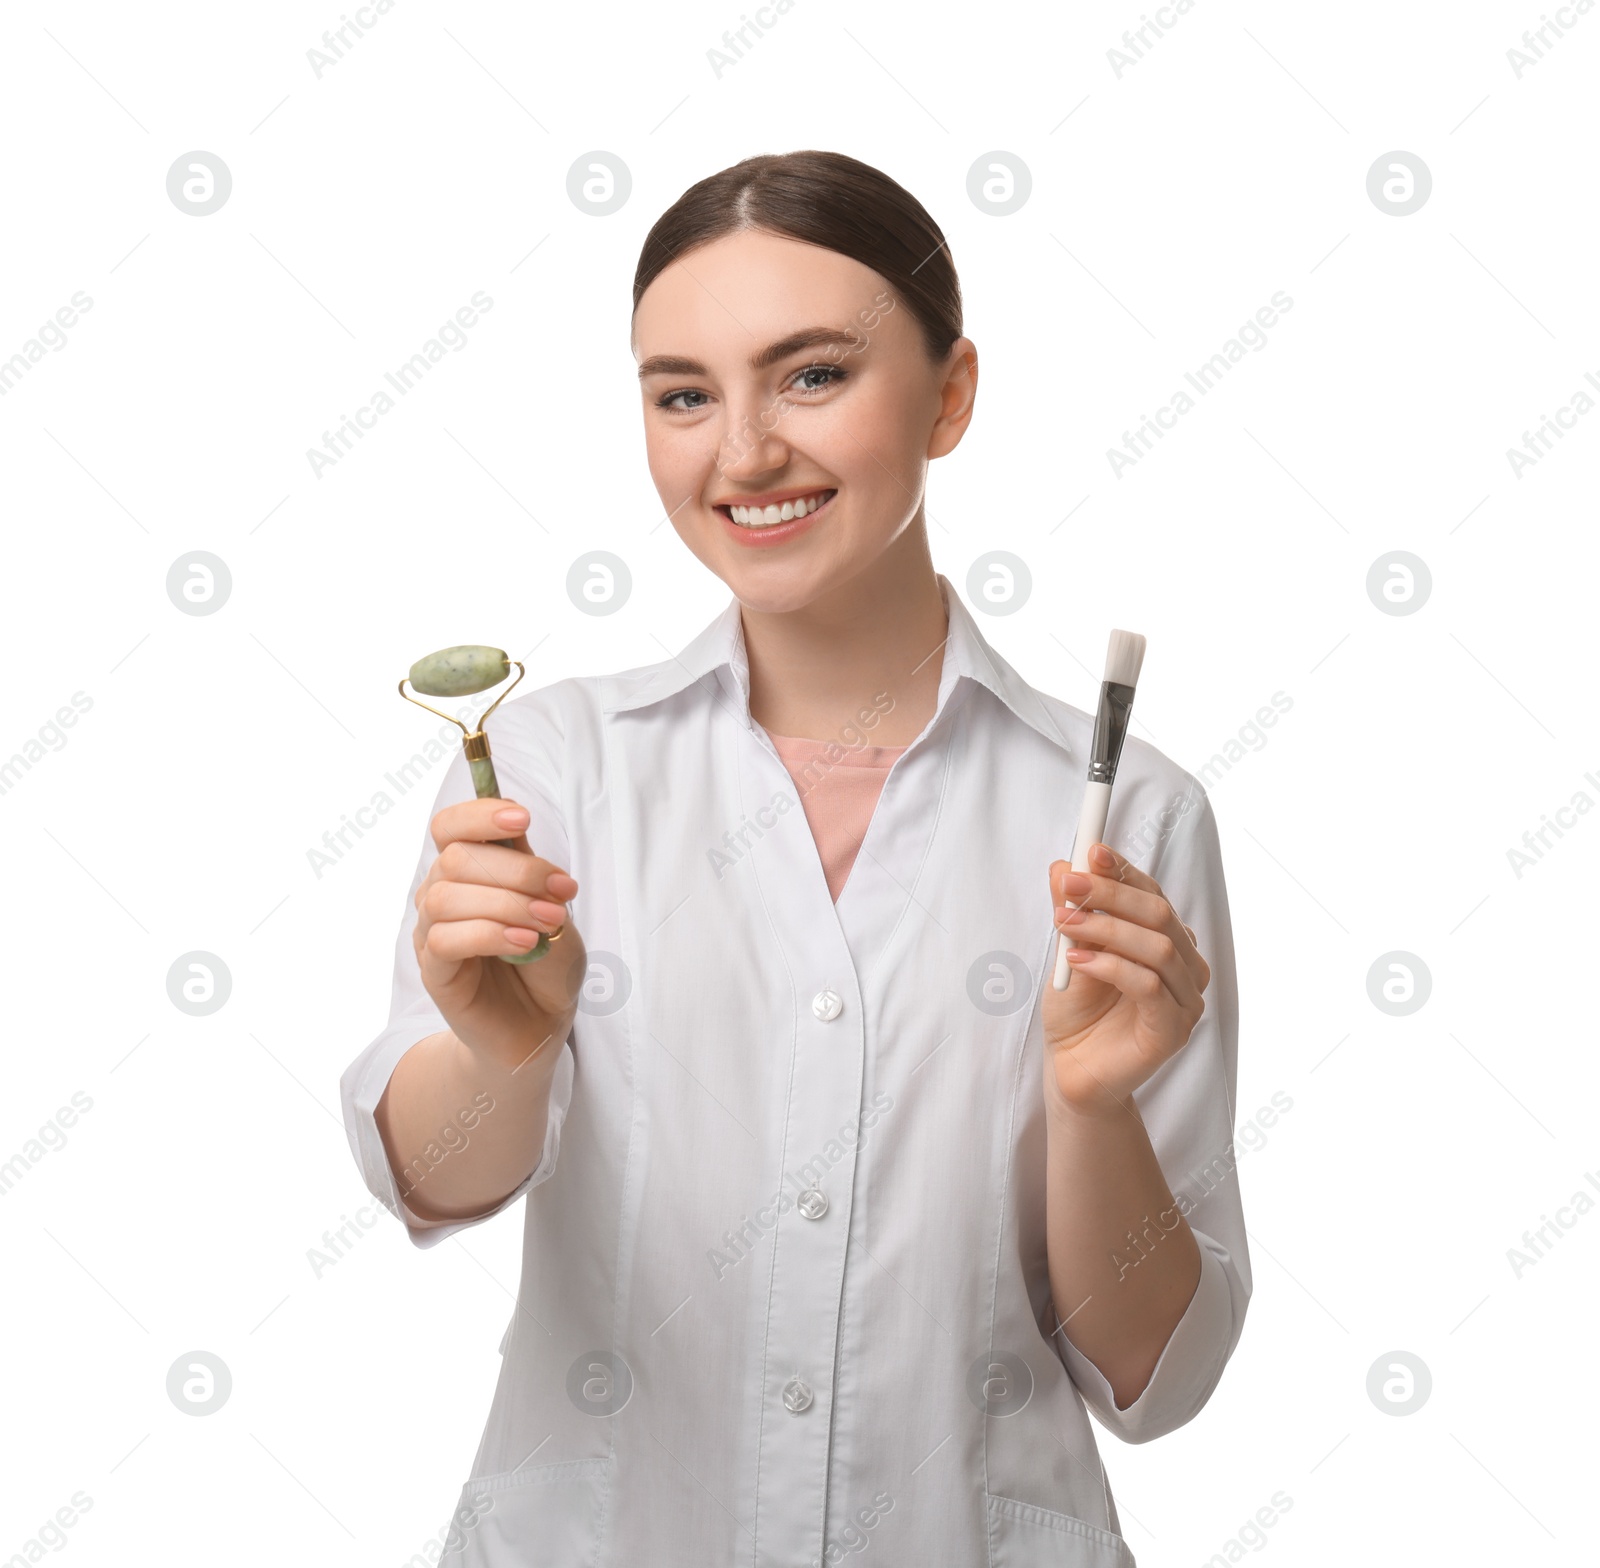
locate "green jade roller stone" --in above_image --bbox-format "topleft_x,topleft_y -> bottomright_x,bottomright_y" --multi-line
407,645 -> 551,965
408,644 -> 511,697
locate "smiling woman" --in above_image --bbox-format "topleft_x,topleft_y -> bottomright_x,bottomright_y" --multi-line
341,149 -> 1249,1568
649,317 -> 886,544
627,154 -> 977,719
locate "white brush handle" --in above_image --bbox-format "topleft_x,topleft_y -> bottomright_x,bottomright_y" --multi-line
1052,780 -> 1113,990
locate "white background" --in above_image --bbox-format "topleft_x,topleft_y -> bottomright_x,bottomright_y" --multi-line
1,1 -> 1594,1563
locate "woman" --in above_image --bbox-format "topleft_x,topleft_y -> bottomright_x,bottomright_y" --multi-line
341,149 -> 1249,1567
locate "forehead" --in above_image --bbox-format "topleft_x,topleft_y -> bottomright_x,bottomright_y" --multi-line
632,228 -> 893,355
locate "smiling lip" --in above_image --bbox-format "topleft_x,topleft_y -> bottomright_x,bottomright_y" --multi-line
715,487 -> 837,547
713,485 -> 833,511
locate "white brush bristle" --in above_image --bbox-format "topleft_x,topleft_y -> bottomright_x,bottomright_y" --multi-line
1103,628 -> 1146,688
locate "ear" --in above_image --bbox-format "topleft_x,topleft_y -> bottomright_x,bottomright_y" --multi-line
927,337 -> 979,459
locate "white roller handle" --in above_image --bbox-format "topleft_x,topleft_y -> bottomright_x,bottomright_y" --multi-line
1051,780 -> 1112,990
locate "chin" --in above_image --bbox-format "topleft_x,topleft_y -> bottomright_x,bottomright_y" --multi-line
718,561 -> 837,615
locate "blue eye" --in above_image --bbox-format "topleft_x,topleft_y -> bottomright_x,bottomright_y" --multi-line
791,364 -> 848,393
655,387 -> 711,411
652,363 -> 848,414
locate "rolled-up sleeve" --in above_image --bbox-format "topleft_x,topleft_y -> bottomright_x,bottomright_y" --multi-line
337,718 -> 576,1250
1053,774 -> 1252,1443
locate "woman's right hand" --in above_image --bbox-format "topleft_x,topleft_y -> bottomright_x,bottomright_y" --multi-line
412,797 -> 588,1073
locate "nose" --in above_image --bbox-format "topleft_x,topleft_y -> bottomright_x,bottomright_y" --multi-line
716,387 -> 791,482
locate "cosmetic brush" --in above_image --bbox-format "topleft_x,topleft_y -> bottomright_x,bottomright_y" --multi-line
1051,628 -> 1147,991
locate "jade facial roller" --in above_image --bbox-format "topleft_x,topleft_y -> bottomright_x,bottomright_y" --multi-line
399,645 -> 559,965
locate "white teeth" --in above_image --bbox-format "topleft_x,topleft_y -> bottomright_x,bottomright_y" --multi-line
726,490 -> 832,528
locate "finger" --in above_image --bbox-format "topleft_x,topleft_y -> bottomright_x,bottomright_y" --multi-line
1054,906 -> 1204,1012
1083,842 -> 1209,986
1053,861 -> 1170,928
415,860 -> 576,912
1088,841 -> 1164,893
1058,944 -> 1192,1030
421,879 -> 570,936
435,837 -> 574,899
1054,895 -> 1208,995
432,803 -> 524,851
420,915 -> 548,965
431,795 -> 541,852
1054,847 -> 1208,990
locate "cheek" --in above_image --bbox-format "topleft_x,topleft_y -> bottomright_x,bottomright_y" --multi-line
820,396 -> 925,517
644,416 -> 715,498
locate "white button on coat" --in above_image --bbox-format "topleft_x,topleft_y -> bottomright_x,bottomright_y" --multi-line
811,987 -> 843,1021
339,574 -> 1250,1567
782,1375 -> 814,1414
797,1188 -> 828,1220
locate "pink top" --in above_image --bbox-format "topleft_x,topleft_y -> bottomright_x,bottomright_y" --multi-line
766,731 -> 908,902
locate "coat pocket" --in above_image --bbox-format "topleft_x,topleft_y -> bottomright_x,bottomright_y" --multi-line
986,1491 -> 1136,1568
441,1457 -> 613,1566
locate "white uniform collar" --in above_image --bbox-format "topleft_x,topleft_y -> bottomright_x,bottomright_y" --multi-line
603,571 -> 1075,760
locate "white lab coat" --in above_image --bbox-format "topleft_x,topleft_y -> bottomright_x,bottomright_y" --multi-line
340,573 -> 1250,1566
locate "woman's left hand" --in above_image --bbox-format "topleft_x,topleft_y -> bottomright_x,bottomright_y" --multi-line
1043,841 -> 1212,1117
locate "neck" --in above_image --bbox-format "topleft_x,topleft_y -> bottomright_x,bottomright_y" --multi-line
741,519 -> 949,747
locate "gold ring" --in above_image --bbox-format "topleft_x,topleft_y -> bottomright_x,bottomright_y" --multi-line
546,925 -> 565,943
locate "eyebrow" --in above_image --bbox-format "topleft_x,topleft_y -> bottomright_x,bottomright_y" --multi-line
636,326 -> 864,380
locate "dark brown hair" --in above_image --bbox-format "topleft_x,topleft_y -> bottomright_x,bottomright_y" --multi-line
632,150 -> 963,363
